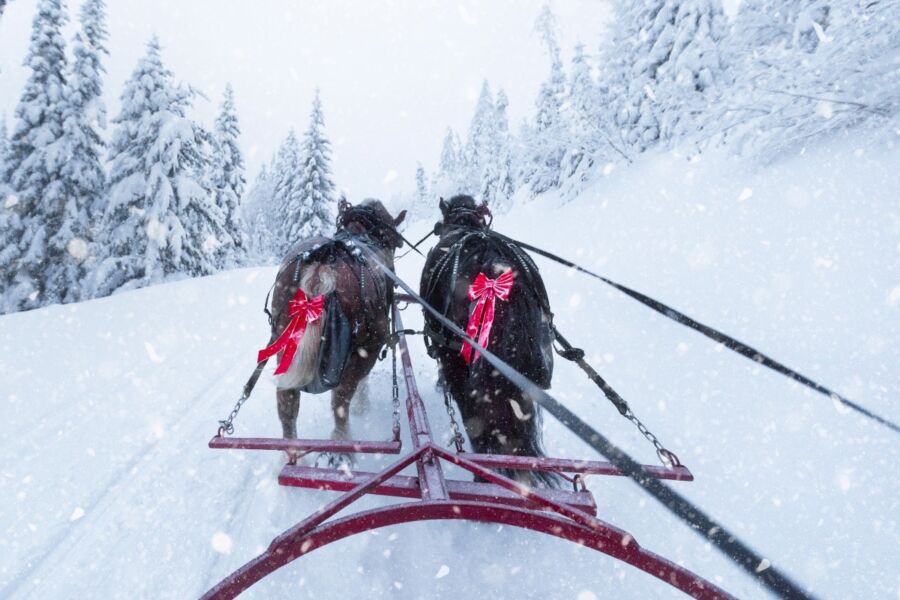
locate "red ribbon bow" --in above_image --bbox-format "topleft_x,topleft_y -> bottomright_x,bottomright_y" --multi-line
258,288 -> 326,375
460,270 -> 514,364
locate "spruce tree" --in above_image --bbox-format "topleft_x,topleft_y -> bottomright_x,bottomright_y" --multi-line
182,122 -> 231,275
0,115 -> 8,189
522,4 -> 568,195
90,37 -> 226,296
607,0 -> 728,149
58,0 -> 108,301
491,89 -> 517,212
269,129 -> 301,252
730,0 -> 795,50
1,0 -> 69,312
565,43 -> 597,178
732,0 -> 831,54
479,88 -> 516,211
432,127 -> 462,199
719,0 -> 894,158
282,91 -> 335,245
0,117 -> 14,299
242,162 -> 277,258
463,80 -> 496,194
413,161 -> 429,219
212,83 -> 246,266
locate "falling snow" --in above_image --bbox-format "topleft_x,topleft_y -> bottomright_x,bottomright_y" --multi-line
0,1 -> 897,598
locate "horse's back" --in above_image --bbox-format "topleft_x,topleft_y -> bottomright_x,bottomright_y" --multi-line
275,236 -> 374,320
271,235 -> 389,393
422,231 -> 554,388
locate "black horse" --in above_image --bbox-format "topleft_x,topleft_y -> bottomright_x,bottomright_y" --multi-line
420,195 -> 561,488
265,198 -> 405,467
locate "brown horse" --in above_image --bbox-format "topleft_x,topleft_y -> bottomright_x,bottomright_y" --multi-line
267,199 -> 406,467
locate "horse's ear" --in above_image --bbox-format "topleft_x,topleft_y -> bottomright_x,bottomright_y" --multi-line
338,198 -> 352,215
393,209 -> 407,226
438,197 -> 448,213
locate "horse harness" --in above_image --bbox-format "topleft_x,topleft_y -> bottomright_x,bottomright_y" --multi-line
421,225 -> 552,359
263,230 -> 391,335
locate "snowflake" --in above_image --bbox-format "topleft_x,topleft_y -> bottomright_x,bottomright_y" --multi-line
66,238 -> 89,260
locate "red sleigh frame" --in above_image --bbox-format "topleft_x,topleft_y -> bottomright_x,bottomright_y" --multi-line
202,306 -> 735,599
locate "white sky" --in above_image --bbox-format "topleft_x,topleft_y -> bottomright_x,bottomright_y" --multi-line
0,0 -> 740,199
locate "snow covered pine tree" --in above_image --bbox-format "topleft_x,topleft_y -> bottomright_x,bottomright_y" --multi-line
564,43 -> 597,179
242,161 -> 278,258
603,0 -> 729,151
0,116 -> 8,187
211,83 -> 247,267
521,4 -> 568,195
268,129 -> 302,255
431,127 -> 463,199
59,0 -> 109,301
462,80 -> 496,197
413,161 -> 430,219
89,37 -> 228,297
280,90 -> 336,245
718,0 -> 897,158
0,0 -> 72,313
0,116 -> 13,294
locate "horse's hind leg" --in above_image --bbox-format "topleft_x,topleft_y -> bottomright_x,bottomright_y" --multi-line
330,382 -> 354,441
277,388 -> 301,463
315,381 -> 357,470
459,384 -> 564,490
350,376 -> 369,415
277,388 -> 300,438
316,351 -> 378,470
509,393 -> 564,489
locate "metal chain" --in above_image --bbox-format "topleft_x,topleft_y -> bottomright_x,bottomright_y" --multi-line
390,334 -> 401,442
442,387 -> 467,452
218,390 -> 250,436
624,408 -> 682,468
388,307 -> 403,442
216,360 -> 268,436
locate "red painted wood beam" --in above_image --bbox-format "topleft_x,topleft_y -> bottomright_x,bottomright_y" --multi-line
393,306 -> 451,500
462,452 -> 694,481
200,500 -> 736,600
208,436 -> 402,455
278,464 -> 598,515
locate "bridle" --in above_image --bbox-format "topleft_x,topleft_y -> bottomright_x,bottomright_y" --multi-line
336,202 -> 405,250
438,201 -> 493,231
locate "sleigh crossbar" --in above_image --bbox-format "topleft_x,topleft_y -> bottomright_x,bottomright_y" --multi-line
208,436 -> 402,455
279,464 -> 598,515
462,453 -> 694,481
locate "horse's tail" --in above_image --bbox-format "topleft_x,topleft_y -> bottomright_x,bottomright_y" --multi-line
468,260 -> 554,391
276,263 -> 337,390
464,258 -> 557,477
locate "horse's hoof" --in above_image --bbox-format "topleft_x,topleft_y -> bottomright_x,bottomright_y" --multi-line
315,452 -> 355,474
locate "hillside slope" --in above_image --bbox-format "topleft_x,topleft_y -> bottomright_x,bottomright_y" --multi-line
1,133 -> 897,599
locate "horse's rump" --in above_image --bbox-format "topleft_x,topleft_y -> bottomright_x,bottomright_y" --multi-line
422,230 -> 554,388
274,238 -> 384,393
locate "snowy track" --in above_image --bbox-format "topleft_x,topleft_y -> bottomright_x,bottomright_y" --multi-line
2,137 -> 899,599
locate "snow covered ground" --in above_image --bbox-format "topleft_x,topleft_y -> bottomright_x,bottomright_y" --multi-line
1,132 -> 898,599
